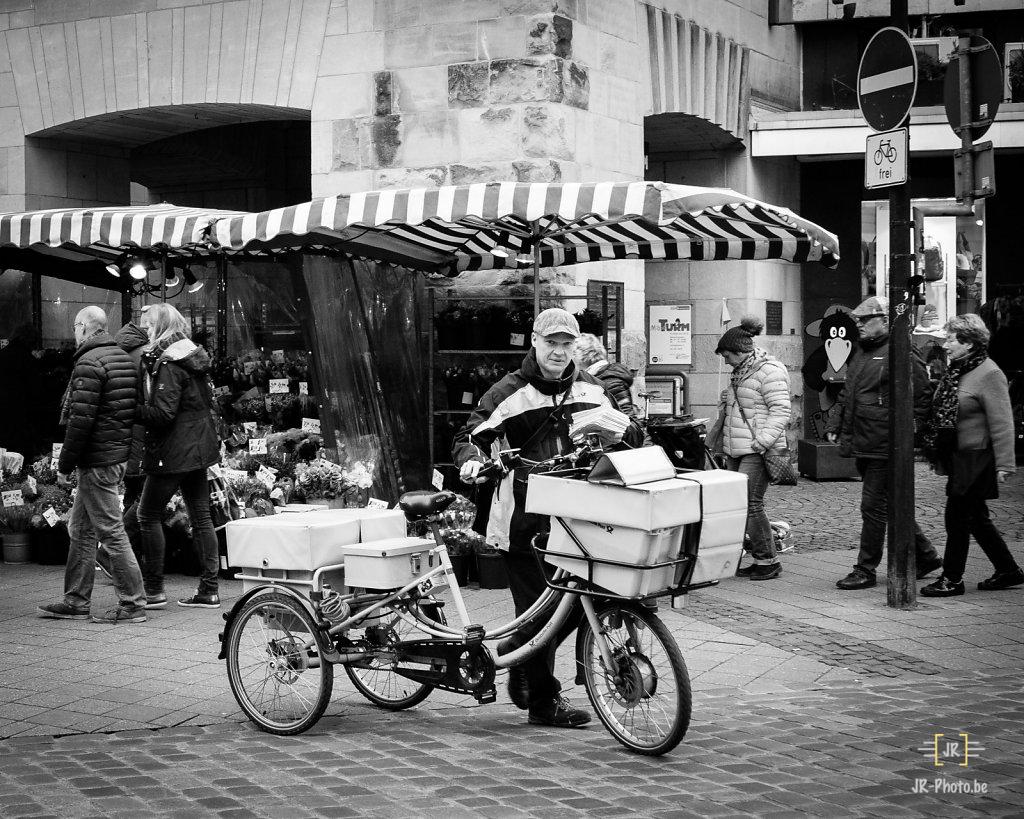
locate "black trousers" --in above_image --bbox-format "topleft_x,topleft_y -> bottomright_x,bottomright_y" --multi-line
502,542 -> 581,708
942,494 -> 1017,583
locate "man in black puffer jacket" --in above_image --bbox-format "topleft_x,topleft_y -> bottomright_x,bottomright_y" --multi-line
38,307 -> 147,625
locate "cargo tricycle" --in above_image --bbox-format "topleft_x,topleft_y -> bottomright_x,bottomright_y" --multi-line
218,442 -> 748,756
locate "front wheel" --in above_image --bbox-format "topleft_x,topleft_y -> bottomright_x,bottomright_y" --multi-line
225,591 -> 334,735
579,604 -> 691,755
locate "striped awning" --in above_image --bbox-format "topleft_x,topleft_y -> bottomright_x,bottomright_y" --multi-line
0,203 -> 244,251
210,181 -> 840,271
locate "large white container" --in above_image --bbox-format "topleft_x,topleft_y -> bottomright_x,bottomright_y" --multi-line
226,513 -> 360,571
544,519 -> 686,597
340,537 -> 435,590
678,469 -> 748,585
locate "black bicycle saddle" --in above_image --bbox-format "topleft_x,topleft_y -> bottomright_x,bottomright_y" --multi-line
398,490 -> 457,519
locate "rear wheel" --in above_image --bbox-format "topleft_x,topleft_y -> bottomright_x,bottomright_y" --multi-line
225,592 -> 333,735
344,600 -> 446,709
579,604 -> 691,755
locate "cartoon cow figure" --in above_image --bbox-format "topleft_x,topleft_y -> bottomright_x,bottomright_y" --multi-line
802,305 -> 860,433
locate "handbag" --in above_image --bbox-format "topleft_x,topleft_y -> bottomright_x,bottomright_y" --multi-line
731,384 -> 797,486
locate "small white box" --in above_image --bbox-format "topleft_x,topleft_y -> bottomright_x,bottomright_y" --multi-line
288,507 -> 407,541
341,537 -> 435,590
545,519 -> 685,597
226,513 -> 360,571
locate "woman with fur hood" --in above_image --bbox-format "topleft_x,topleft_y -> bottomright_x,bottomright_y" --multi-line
135,303 -> 222,610
707,316 -> 791,580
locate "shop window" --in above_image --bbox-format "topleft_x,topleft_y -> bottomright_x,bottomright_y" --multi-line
860,199 -> 986,335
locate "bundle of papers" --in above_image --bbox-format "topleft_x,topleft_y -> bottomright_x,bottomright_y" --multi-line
568,406 -> 630,444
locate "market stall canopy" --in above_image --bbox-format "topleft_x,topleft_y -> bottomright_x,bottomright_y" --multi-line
0,203 -> 245,289
209,181 -> 840,272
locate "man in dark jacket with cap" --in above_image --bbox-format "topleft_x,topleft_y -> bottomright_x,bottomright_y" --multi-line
37,307 -> 147,624
826,296 -> 943,590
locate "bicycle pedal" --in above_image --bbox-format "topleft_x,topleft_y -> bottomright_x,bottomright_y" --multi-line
475,686 -> 497,704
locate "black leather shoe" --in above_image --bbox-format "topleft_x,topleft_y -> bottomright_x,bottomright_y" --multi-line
749,563 -> 782,581
920,576 -> 965,597
836,570 -> 876,590
528,696 -> 590,728
498,637 -> 529,710
977,567 -> 1024,591
916,556 -> 943,579
735,564 -> 756,577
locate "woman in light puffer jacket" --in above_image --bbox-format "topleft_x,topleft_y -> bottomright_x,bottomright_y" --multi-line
711,316 -> 791,580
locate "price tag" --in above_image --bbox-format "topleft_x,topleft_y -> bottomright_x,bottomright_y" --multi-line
222,468 -> 248,482
52,443 -> 63,460
256,465 -> 276,488
214,385 -> 230,397
461,391 -> 473,405
366,497 -> 389,509
25,474 -> 37,494
269,378 -> 289,394
272,349 -> 285,364
243,360 -> 256,375
431,469 -> 445,491
298,381 -> 308,396
2,490 -> 24,507
510,332 -> 525,347
242,421 -> 258,436
249,438 -> 268,455
301,417 -> 322,435
43,506 -> 60,527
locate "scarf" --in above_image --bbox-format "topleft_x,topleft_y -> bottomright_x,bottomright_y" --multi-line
730,348 -> 768,387
922,346 -> 988,460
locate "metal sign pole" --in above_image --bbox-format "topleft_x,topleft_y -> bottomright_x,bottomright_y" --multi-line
887,0 -> 915,609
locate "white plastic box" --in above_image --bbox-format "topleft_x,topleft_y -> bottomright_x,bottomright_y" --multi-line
544,519 -> 685,597
226,513 -> 360,572
677,469 -> 748,585
340,537 -> 435,590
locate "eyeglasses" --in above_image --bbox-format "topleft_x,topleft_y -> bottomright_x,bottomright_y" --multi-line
73,322 -> 84,329
854,314 -> 885,324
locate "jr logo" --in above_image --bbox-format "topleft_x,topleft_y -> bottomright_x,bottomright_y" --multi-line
918,732 -> 984,767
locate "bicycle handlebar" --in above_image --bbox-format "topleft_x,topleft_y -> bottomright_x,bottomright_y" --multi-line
468,436 -> 606,485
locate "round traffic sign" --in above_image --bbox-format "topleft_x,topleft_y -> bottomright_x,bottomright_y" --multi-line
944,35 -> 1002,140
858,27 -> 918,132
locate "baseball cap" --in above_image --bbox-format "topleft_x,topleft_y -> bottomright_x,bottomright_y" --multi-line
533,307 -> 580,339
851,296 -> 889,320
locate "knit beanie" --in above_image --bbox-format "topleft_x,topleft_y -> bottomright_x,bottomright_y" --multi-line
715,315 -> 763,354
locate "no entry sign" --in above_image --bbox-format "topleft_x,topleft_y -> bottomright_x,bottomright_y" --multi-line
858,27 -> 918,132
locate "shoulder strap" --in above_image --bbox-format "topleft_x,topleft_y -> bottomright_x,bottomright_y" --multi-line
519,384 -> 573,455
731,382 -> 758,437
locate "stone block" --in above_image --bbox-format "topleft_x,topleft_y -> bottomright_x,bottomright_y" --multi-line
512,159 -> 561,183
370,113 -> 402,167
522,104 -> 574,160
374,71 -> 392,115
448,61 -> 489,108
383,26 -> 437,69
66,150 -> 97,200
394,65 -> 448,113
0,105 -> 22,148
527,14 -> 572,58
25,144 -> 67,198
457,106 -> 519,163
489,57 -> 559,105
94,154 -> 129,203
396,110 -> 458,167
313,73 -> 372,119
501,0 -> 580,18
9,11 -> 34,31
311,169 -> 375,197
319,32 -> 384,76
348,0 -> 375,32
561,59 -> 589,108
6,146 -> 25,194
645,261 -> 693,303
450,162 -> 517,185
329,118 -> 371,171
325,0 -> 349,36
431,22 -> 481,66
373,165 -> 449,189
478,16 -> 526,61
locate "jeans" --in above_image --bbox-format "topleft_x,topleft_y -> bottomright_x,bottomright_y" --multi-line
855,458 -> 937,577
137,469 -> 218,596
65,463 -> 145,609
502,538 -> 581,709
120,474 -> 146,569
725,453 -> 777,565
941,494 -> 1018,583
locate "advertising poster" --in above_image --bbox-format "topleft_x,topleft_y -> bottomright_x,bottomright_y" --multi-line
648,305 -> 692,365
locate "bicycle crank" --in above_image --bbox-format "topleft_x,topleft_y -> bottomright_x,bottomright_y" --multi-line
387,638 -> 497,702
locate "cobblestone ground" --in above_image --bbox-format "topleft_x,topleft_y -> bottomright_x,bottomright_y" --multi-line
1,464 -> 1022,817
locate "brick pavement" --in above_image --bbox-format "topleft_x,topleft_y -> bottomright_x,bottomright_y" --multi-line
0,464 -> 1022,816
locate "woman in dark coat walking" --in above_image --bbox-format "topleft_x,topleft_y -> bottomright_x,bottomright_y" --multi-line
920,314 -> 1023,597
136,303 -> 222,609
572,333 -> 637,416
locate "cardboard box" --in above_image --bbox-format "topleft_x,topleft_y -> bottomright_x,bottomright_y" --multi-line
226,514 -> 360,571
341,537 -> 435,590
545,519 -> 685,597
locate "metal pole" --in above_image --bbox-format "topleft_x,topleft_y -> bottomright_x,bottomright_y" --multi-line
887,0 -> 915,608
956,35 -> 975,208
216,255 -> 228,360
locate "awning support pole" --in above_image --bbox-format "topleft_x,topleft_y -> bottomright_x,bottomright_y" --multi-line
532,219 -> 542,317
216,254 -> 227,360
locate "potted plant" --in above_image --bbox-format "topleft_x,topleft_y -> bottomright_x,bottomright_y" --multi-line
507,305 -> 534,348
436,302 -> 470,350
29,484 -> 73,565
475,540 -> 509,589
1,504 -> 37,564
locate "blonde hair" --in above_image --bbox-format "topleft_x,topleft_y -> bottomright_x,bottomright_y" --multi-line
143,302 -> 189,350
573,333 -> 607,368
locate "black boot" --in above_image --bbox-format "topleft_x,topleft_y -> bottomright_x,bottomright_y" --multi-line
920,576 -> 965,597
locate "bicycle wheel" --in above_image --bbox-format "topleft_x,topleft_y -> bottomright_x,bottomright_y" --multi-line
344,599 -> 446,709
579,603 -> 691,755
225,591 -> 334,736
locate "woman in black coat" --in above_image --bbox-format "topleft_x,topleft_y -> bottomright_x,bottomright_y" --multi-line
136,303 -> 221,609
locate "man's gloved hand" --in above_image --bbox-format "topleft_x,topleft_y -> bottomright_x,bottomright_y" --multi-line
459,460 -> 483,484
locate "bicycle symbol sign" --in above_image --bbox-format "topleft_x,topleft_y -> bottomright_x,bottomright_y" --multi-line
865,127 -> 907,190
